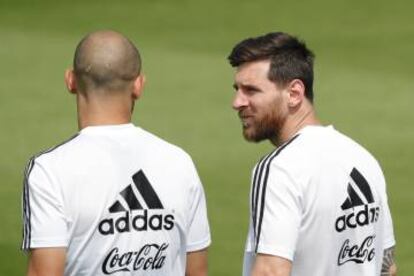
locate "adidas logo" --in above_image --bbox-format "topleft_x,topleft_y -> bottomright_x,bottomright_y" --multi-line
341,168 -> 374,210
98,170 -> 175,235
335,168 -> 380,233
109,170 -> 164,211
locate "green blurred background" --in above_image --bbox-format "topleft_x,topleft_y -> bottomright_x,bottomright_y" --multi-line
0,0 -> 412,274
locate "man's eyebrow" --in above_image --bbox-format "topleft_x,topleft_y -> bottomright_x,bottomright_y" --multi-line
239,83 -> 261,91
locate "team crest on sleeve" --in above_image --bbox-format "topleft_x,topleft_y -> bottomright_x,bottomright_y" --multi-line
98,170 -> 175,274
336,168 -> 380,266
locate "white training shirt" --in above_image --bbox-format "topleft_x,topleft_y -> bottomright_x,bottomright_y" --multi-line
243,125 -> 395,276
22,123 -> 211,276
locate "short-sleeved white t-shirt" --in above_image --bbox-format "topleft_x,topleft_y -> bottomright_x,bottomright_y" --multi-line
243,125 -> 395,276
22,124 -> 211,276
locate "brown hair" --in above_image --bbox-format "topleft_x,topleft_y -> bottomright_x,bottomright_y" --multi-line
228,32 -> 315,102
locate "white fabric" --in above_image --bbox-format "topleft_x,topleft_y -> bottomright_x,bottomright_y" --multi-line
22,123 -> 211,276
243,125 -> 395,276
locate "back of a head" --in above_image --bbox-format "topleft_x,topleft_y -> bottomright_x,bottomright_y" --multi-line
228,32 -> 315,102
73,30 -> 141,95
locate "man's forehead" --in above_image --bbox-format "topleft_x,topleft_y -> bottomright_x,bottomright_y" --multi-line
235,60 -> 271,84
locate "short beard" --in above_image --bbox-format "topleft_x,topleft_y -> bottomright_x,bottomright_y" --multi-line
242,109 -> 286,143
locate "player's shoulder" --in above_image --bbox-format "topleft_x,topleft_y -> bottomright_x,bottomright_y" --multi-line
261,128 -> 311,167
23,132 -> 82,180
279,125 -> 371,155
269,125 -> 380,170
27,133 -> 81,165
137,127 -> 193,161
265,125 -> 355,166
252,132 -> 302,178
314,125 -> 381,165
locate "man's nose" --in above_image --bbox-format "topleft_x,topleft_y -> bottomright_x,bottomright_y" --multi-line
232,91 -> 248,110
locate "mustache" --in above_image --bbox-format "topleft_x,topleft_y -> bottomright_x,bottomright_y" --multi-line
238,108 -> 254,118
238,110 -> 253,118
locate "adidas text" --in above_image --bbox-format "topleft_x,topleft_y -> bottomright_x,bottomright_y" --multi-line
335,205 -> 380,232
99,210 -> 175,235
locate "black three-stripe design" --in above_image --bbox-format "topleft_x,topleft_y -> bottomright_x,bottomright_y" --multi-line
108,170 -> 163,213
341,168 -> 374,210
22,134 -> 80,250
251,134 -> 300,252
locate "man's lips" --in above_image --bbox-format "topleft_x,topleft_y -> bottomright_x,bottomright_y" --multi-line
239,114 -> 254,127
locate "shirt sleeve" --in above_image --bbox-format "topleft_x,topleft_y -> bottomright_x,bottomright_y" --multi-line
22,157 -> 69,250
255,161 -> 302,261
381,197 -> 395,249
243,218 -> 256,276
185,161 -> 211,252
375,165 -> 395,249
245,165 -> 258,253
380,185 -> 395,249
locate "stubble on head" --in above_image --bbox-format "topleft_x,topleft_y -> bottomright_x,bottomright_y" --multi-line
73,30 -> 141,95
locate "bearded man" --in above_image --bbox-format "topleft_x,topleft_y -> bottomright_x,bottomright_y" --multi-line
228,32 -> 396,276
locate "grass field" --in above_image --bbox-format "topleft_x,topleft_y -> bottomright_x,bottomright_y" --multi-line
0,0 -> 413,275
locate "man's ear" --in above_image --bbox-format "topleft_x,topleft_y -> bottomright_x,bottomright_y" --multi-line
287,79 -> 305,108
65,69 -> 77,94
132,74 -> 145,100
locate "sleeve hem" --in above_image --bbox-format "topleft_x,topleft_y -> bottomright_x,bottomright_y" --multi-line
256,244 -> 294,261
23,238 -> 68,251
186,235 -> 211,252
383,237 -> 396,249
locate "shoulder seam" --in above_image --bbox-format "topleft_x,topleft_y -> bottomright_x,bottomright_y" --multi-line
30,133 -> 80,162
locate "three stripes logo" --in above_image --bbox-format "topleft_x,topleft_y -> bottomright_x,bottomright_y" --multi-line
335,168 -> 380,232
109,170 -> 164,212
98,170 -> 175,235
341,168 -> 374,209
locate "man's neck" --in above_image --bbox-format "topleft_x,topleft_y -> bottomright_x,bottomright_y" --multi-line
271,105 -> 321,146
77,95 -> 133,130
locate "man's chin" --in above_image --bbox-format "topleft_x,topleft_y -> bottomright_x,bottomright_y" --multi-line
242,128 -> 265,143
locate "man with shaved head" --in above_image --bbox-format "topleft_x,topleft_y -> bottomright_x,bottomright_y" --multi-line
22,30 -> 211,276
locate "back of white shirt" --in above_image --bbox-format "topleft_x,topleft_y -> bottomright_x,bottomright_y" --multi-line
243,125 -> 395,275
22,124 -> 211,276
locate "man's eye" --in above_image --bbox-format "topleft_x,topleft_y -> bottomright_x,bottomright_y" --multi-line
246,87 -> 260,94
